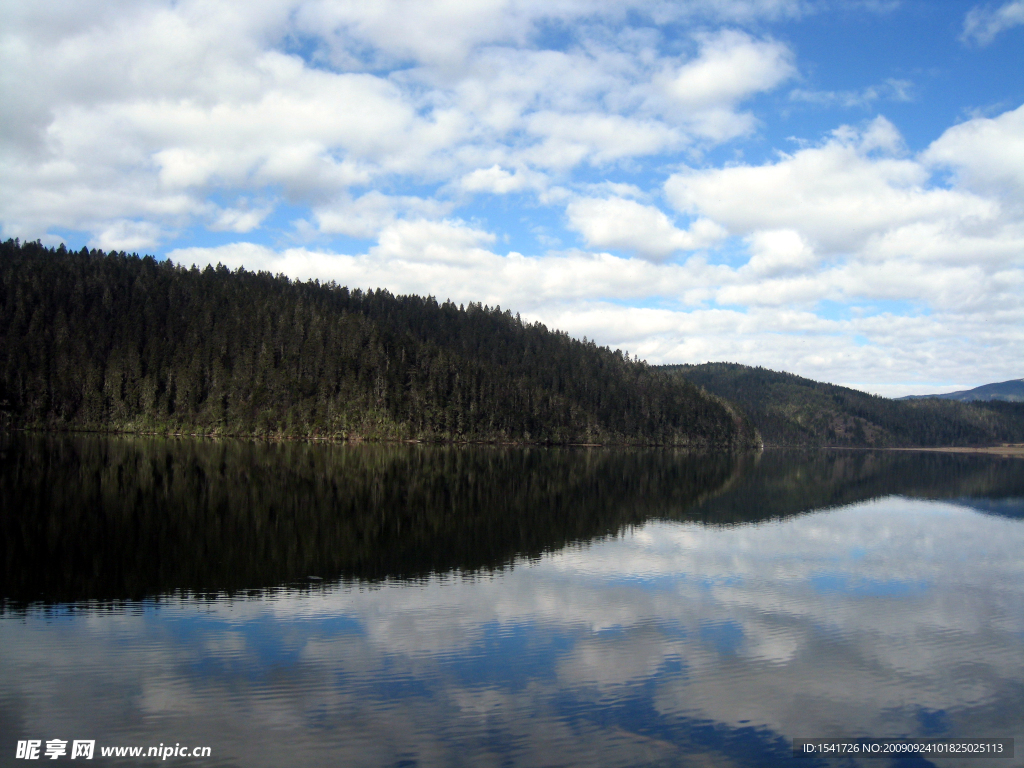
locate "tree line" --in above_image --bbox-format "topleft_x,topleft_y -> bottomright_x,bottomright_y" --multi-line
0,239 -> 757,447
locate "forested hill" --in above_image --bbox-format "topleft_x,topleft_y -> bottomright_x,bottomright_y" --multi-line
662,362 -> 1024,448
899,378 -> 1024,403
0,240 -> 757,447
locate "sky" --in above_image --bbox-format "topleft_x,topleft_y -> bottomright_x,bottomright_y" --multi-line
2,0 -> 1023,396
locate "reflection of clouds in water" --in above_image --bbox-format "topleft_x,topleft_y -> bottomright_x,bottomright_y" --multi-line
553,499 -> 1024,740
2,497 -> 1023,767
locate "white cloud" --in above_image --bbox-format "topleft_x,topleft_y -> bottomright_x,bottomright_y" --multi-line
566,197 -> 725,260
90,219 -> 168,251
211,203 -> 273,233
665,116 -> 997,255
648,30 -> 795,141
293,0 -> 808,68
922,103 -> 1024,200
458,165 -> 543,194
962,0 -> 1024,45
313,192 -> 451,238
371,218 -> 498,265
657,109 -> 1024,335
660,30 -> 794,109
789,77 -> 912,108
0,2 -> 805,247
169,232 -> 703,310
651,109 -> 1019,350
741,229 -> 817,276
523,112 -> 683,168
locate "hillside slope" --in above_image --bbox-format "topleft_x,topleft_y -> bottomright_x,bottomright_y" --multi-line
662,362 -> 1024,447
900,378 -> 1024,403
0,240 -> 757,447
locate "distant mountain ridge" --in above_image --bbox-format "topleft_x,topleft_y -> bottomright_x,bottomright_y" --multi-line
899,379 -> 1024,403
661,362 -> 1024,448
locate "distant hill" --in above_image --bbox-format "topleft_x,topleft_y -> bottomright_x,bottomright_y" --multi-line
661,362 -> 1024,448
900,379 -> 1024,403
0,240 -> 757,448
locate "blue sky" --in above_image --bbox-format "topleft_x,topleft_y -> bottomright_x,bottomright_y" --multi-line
2,0 -> 1022,395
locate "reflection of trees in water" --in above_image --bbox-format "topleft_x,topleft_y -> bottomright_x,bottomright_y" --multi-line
1,434 -> 1021,604
687,448 -> 1024,524
1,433 -> 742,603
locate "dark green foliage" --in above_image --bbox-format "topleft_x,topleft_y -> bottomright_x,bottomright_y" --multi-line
662,362 -> 1024,447
0,239 -> 756,446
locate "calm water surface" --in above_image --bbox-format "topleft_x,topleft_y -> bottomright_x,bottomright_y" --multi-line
2,434 -> 1023,767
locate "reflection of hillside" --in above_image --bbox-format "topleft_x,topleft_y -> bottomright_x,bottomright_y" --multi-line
681,448 -> 1024,524
3,436 -> 1022,605
1,433 -> 744,603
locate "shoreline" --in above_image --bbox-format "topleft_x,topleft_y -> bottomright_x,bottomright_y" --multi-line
0,426 -> 758,451
7,427 -> 1019,456
884,444 -> 1024,457
762,443 -> 1024,458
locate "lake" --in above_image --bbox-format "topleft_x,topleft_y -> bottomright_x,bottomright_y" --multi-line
1,433 -> 1022,767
